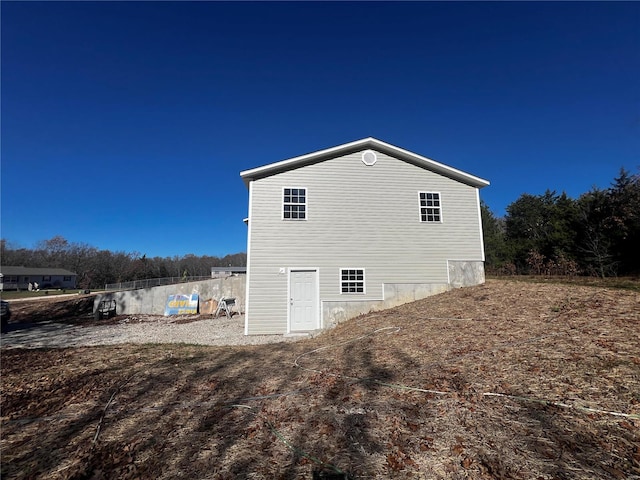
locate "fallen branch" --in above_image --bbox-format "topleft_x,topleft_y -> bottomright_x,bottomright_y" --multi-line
482,392 -> 640,420
93,373 -> 137,445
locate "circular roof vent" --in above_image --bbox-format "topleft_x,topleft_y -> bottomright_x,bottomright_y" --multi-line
361,150 -> 377,166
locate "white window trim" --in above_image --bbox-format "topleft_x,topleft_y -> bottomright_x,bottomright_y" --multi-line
339,268 -> 366,295
418,191 -> 443,223
282,186 -> 307,221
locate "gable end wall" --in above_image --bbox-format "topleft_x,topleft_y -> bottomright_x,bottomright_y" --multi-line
245,150 -> 485,334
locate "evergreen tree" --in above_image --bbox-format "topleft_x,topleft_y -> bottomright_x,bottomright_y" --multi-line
575,188 -> 616,277
504,191 -> 579,274
480,201 -> 512,273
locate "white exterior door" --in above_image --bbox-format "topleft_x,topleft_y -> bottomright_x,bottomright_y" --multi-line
289,269 -> 318,332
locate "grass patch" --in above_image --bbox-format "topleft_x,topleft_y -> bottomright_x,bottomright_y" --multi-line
0,289 -> 87,300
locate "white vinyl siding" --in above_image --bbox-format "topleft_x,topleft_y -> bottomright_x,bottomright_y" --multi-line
245,150 -> 484,334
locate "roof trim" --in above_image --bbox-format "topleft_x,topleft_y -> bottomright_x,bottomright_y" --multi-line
240,137 -> 490,188
0,266 -> 77,276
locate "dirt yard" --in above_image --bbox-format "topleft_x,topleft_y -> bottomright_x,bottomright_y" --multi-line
5,294 -> 97,324
1,279 -> 639,479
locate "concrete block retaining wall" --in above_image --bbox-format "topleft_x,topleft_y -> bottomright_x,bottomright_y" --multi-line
94,276 -> 246,316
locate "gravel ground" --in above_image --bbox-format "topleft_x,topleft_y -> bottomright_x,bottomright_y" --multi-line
0,314 -> 306,349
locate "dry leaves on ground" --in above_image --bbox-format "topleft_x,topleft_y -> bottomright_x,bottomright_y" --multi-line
1,279 -> 639,479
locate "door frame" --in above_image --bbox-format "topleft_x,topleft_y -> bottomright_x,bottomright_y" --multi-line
287,267 -> 320,333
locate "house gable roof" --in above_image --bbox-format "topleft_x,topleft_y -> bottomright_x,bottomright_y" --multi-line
0,266 -> 77,276
240,137 -> 490,188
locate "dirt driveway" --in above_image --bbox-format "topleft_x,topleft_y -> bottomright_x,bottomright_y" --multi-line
0,314 -> 303,349
1,294 -> 305,348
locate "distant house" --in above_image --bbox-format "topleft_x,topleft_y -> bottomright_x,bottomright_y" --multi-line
240,137 -> 490,335
0,266 -> 77,291
210,266 -> 247,278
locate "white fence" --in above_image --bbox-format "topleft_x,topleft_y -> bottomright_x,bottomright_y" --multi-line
105,276 -> 213,292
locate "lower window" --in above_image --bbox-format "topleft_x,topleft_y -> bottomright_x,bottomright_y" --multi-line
340,268 -> 365,293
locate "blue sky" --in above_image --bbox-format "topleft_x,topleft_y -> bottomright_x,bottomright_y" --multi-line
2,1 -> 638,258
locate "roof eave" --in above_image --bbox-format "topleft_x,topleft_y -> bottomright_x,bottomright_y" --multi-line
240,137 -> 375,187
240,137 -> 490,189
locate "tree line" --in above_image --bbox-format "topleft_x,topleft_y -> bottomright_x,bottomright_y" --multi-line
482,167 -> 640,277
0,237 -> 246,289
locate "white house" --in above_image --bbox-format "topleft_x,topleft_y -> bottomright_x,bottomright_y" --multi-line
210,266 -> 247,278
240,137 -> 490,335
0,266 -> 78,291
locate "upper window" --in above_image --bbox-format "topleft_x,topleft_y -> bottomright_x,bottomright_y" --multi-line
419,192 -> 442,222
340,268 -> 365,294
283,188 -> 306,220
